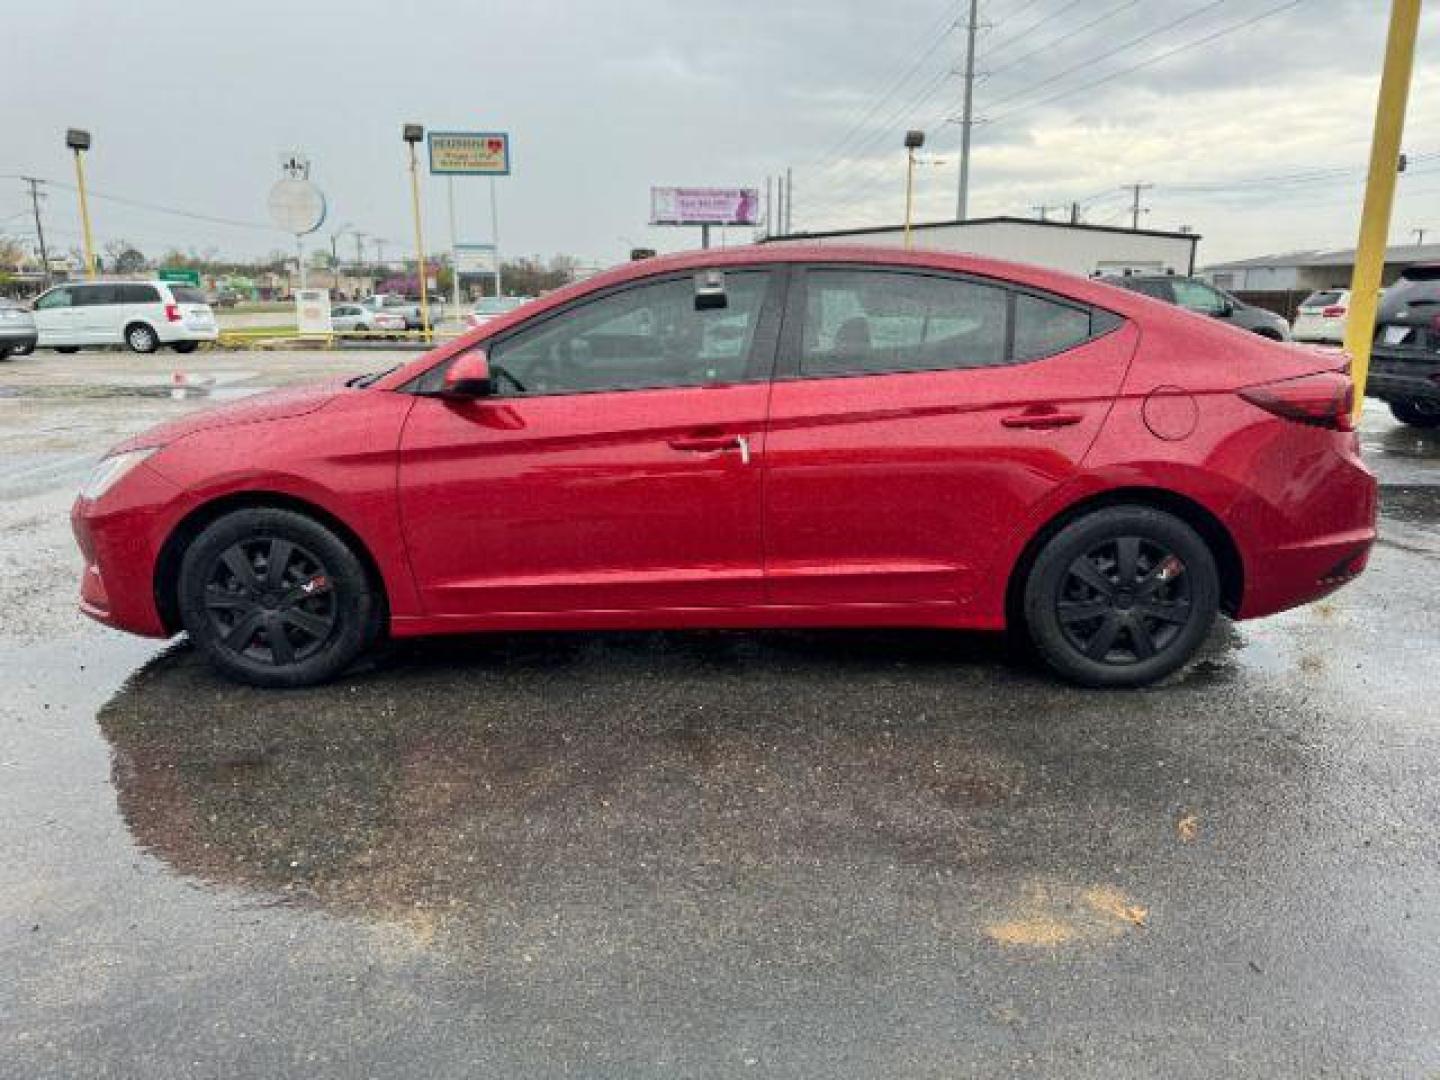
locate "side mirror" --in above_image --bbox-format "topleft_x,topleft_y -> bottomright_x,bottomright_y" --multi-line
442,349 -> 493,398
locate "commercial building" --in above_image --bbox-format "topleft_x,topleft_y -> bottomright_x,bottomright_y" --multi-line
1202,242 -> 1440,293
763,216 -> 1201,278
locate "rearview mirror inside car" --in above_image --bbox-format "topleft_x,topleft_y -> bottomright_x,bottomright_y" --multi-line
694,270 -> 728,311
442,349 -> 493,398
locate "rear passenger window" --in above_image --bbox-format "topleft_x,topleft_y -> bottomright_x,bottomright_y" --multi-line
72,285 -> 119,306
1013,294 -> 1093,361
169,286 -> 206,304
120,284 -> 160,303
800,269 -> 1008,376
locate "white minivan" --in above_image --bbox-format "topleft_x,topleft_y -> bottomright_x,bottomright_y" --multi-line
30,280 -> 219,354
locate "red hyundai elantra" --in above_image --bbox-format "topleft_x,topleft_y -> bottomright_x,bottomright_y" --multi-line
71,246 -> 1376,688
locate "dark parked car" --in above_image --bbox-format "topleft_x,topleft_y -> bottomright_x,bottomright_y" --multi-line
1368,264 -> 1440,428
0,298 -> 38,359
1102,274 -> 1291,341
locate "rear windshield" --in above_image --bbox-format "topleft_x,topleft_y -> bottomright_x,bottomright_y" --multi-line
1302,290 -> 1343,307
169,286 -> 207,304
1400,265 -> 1440,282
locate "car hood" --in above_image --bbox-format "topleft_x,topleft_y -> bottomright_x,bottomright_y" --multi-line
113,380 -> 343,453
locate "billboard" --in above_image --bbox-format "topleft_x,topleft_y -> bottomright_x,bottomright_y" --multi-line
454,243 -> 499,275
650,187 -> 759,226
428,132 -> 511,175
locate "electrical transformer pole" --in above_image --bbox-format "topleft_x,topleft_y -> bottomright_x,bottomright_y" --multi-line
955,0 -> 980,220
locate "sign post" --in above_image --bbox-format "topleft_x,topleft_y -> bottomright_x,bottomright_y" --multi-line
428,131 -> 510,300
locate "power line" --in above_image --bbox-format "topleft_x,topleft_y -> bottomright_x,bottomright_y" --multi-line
986,0 -> 1143,81
978,0 -> 1230,120
39,176 -> 283,233
984,0 -> 1305,128
808,3 -> 960,170
983,0 -> 1091,64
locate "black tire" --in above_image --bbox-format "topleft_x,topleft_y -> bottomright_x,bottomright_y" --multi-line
1390,399 -> 1440,429
172,340 -> 199,354
125,322 -> 160,354
0,347 -> 10,361
177,508 -> 378,688
55,346 -> 80,354
1023,506 -> 1219,688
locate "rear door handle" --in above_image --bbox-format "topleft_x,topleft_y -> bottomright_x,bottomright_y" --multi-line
668,435 -> 751,464
1001,410 -> 1084,430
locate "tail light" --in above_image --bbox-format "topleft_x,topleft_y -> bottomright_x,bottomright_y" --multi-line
164,303 -> 182,323
1239,370 -> 1354,431
1321,305 -> 1347,318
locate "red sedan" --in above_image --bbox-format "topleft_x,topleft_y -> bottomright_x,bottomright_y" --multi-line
72,246 -> 1376,688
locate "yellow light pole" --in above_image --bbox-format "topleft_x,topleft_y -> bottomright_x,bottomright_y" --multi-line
66,128 -> 96,279
903,129 -> 925,249
402,123 -> 432,343
1343,0 -> 1423,422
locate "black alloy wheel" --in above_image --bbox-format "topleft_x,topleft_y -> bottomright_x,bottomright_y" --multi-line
178,508 -> 378,687
1023,506 -> 1219,688
203,536 -> 337,667
1056,536 -> 1193,665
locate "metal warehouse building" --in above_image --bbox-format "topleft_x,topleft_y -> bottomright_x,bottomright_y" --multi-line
1202,242 -> 1440,292
763,216 -> 1201,278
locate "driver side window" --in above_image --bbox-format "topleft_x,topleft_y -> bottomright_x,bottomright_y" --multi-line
487,271 -> 770,396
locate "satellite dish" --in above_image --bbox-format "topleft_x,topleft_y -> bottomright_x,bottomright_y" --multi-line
268,178 -> 326,235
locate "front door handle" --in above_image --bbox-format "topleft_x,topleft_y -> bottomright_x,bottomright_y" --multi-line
1001,409 -> 1084,430
668,434 -> 751,464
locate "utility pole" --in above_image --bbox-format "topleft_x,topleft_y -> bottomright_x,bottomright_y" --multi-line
765,175 -> 773,238
22,177 -> 50,284
1070,201 -> 1081,225
1345,0 -> 1422,421
785,166 -> 793,234
1123,182 -> 1153,230
1413,227 -> 1428,246
956,0 -> 980,221
1030,205 -> 1051,222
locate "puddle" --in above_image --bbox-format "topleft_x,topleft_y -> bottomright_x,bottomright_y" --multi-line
0,385 -> 275,401
1380,484 -> 1440,526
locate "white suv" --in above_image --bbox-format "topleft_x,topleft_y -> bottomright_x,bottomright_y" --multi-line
30,280 -> 219,354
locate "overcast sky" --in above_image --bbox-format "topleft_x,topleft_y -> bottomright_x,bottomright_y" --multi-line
5,0 -> 1440,269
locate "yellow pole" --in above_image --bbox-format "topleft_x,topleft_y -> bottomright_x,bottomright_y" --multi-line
904,147 -> 916,249
72,148 -> 96,279
408,141 -> 432,343
1343,0 -> 1422,422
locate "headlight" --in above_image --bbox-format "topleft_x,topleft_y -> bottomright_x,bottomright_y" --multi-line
80,447 -> 160,501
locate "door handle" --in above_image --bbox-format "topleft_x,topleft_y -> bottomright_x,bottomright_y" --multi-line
668,434 -> 751,464
1000,410 -> 1084,430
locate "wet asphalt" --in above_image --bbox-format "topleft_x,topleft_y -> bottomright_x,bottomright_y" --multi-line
2,350 -> 1438,1078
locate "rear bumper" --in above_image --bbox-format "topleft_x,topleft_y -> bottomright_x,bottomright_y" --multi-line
158,323 -> 219,343
0,328 -> 37,349
1229,436 -> 1378,620
1367,349 -> 1440,403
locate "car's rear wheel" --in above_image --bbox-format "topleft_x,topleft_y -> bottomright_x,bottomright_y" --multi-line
1390,399 -> 1440,429
125,323 -> 160,354
178,508 -> 378,688
55,346 -> 80,354
1023,507 -> 1219,688
172,341 -> 199,354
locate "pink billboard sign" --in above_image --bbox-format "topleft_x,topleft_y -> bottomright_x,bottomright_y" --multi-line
650,187 -> 759,226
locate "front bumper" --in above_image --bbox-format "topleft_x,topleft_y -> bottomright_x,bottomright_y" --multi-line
71,463 -> 188,638
1367,348 -> 1440,403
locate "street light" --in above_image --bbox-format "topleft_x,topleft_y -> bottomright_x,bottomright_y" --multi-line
903,130 -> 925,249
65,128 -> 96,279
402,123 -> 431,341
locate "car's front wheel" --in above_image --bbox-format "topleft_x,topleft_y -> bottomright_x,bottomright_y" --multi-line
1390,399 -> 1440,429
177,508 -> 379,687
1023,506 -> 1219,688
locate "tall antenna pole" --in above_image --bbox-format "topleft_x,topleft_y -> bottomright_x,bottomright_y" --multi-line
956,0 -> 980,220
785,166 -> 793,234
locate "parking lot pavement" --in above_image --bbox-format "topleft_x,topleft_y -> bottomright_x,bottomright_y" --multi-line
1,350 -> 1438,1078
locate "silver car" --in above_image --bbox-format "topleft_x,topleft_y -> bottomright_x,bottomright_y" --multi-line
0,299 -> 38,360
